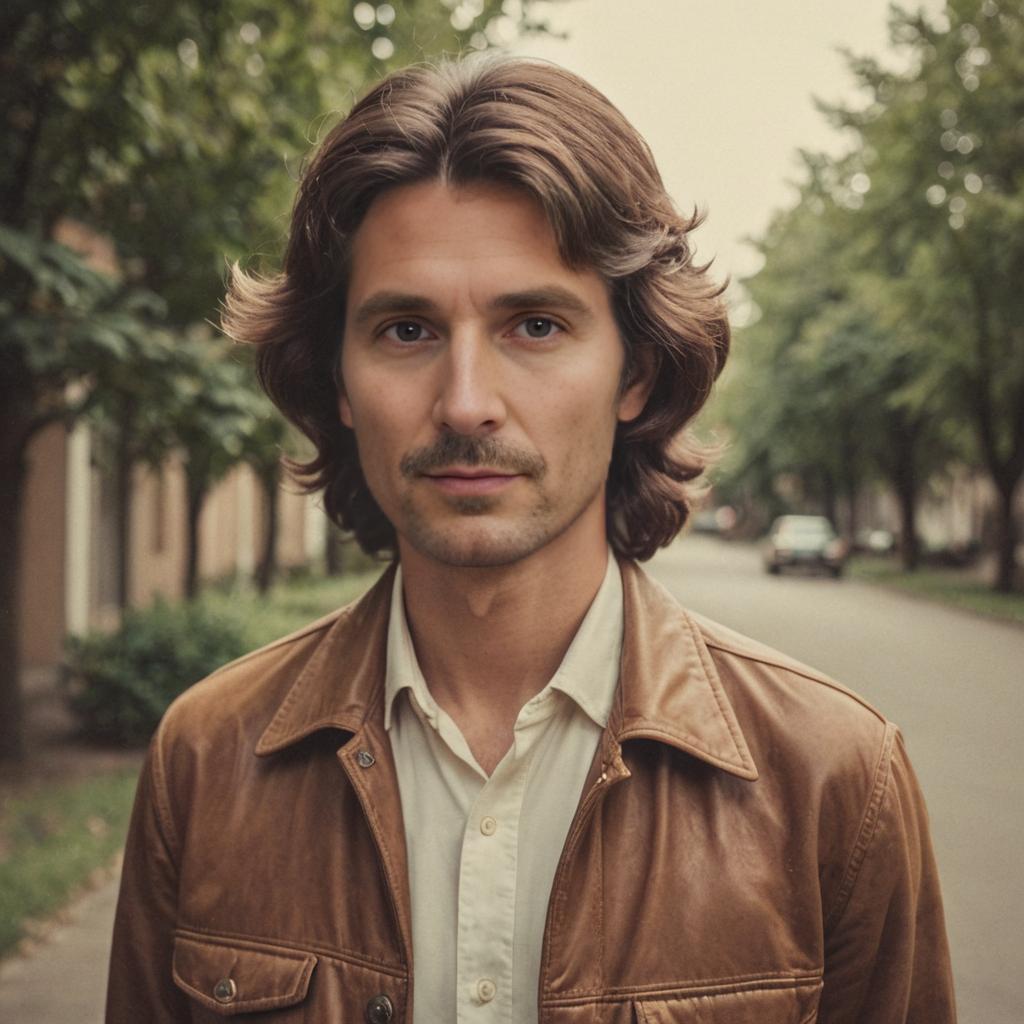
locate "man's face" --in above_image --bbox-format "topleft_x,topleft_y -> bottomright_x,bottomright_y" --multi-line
339,179 -> 649,568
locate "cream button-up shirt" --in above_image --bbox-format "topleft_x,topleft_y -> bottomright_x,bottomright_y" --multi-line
384,555 -> 624,1024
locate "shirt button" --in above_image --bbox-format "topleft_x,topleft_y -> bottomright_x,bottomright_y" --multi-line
213,978 -> 237,1003
480,816 -> 497,836
365,993 -> 394,1023
477,978 -> 497,1003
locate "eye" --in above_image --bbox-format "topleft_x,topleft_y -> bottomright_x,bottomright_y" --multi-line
381,321 -> 435,344
511,317 -> 562,340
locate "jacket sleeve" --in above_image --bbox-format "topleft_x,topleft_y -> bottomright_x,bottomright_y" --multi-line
106,724 -> 191,1022
818,726 -> 956,1023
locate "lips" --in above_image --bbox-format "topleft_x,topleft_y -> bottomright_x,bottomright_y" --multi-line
425,467 -> 516,479
422,467 -> 521,495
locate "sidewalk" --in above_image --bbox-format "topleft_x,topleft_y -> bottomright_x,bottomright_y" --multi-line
0,872 -> 119,1023
0,669 -> 139,1022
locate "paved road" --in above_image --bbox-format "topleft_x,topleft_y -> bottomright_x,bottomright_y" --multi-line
647,535 -> 1023,1024
2,536 -> 1019,1022
0,870 -> 118,1022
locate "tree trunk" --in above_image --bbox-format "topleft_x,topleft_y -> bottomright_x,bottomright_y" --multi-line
892,430 -> 920,572
819,467 -> 837,527
255,468 -> 279,595
841,471 -> 859,546
0,452 -> 27,762
0,351 -> 37,764
839,421 -> 859,543
960,299 -> 1023,591
993,476 -> 1020,593
878,412 -> 922,572
184,480 -> 206,600
896,475 -> 919,572
114,397 -> 137,610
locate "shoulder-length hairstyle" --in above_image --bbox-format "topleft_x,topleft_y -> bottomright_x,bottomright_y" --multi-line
223,57 -> 730,562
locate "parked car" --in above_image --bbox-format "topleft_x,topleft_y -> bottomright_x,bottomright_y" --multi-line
763,515 -> 847,577
854,527 -> 896,555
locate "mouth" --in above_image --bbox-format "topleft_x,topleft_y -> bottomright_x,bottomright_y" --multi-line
422,467 -> 523,495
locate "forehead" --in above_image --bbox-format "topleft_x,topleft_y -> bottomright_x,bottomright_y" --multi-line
345,179 -> 600,301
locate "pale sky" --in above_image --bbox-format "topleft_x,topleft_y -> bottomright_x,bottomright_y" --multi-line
513,0 -> 944,290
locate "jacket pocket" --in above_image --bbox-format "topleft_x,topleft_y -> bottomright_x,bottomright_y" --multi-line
634,976 -> 822,1024
172,933 -> 317,1018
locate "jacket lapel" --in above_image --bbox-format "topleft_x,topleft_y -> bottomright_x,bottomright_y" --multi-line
253,564 -> 414,973
616,560 -> 759,780
254,565 -> 397,754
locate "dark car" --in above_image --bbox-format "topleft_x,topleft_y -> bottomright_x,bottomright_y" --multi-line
763,515 -> 847,577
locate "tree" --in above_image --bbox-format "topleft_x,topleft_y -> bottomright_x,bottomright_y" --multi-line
0,227 -> 165,760
825,0 -> 1024,589
713,157 -> 954,568
150,341 -> 268,599
714,2 -> 1021,588
1,0 -> 552,760
5,1 -> 550,325
244,398 -> 292,594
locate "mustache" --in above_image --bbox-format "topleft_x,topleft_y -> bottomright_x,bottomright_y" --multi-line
400,434 -> 546,479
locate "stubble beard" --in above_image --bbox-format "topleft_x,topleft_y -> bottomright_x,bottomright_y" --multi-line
394,433 -> 558,567
398,487 -> 559,568
375,432 -> 608,568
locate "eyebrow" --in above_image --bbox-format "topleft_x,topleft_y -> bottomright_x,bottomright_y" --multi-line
349,286 -> 595,329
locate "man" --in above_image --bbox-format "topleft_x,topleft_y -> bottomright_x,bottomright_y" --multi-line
107,58 -> 955,1023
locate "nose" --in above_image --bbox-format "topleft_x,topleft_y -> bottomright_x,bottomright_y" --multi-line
432,332 -> 507,436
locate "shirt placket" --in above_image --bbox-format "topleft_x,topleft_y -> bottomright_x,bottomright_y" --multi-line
455,697 -> 553,1024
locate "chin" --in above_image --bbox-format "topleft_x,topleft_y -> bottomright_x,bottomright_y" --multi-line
399,515 -> 566,569
393,484 -> 601,569
408,530 -> 546,569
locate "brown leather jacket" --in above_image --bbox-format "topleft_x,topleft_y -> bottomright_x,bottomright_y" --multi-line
107,561 -> 955,1023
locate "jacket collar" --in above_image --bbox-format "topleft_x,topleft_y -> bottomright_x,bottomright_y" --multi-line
255,565 -> 397,755
255,558 -> 758,780
613,560 -> 758,780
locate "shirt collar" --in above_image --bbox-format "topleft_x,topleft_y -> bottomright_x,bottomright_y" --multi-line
255,558 -> 757,780
383,552 -> 623,732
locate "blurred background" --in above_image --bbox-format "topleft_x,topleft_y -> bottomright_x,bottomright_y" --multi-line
1,1 -> 1021,1021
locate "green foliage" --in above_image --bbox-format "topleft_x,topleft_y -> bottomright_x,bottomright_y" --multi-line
1,0 -> 551,759
825,0 -> 1024,466
64,568 -> 382,745
0,767 -> 141,955
202,566 -> 383,644
65,599 -> 251,745
2,0 -> 548,444
0,225 -> 167,441
712,1 -> 1023,587
3,0 -> 545,326
166,341 -> 275,495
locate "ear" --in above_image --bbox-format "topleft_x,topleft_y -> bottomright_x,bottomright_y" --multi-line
616,344 -> 656,424
336,345 -> 355,428
338,388 -> 354,429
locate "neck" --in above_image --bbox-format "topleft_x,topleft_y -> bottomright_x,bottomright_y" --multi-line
398,526 -> 611,732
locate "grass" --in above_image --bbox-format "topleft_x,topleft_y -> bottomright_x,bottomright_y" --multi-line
849,557 -> 1024,626
203,565 -> 385,650
0,767 -> 140,955
0,567 -> 384,958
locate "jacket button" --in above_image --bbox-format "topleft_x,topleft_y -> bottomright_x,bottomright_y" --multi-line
365,993 -> 394,1023
356,749 -> 376,768
213,977 -> 237,1003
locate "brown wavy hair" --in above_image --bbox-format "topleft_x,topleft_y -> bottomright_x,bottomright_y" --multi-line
223,57 -> 730,561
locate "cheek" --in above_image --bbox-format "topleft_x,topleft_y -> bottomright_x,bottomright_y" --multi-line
536,382 -> 620,474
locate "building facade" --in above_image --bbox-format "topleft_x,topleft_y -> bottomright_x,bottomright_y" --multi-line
19,420 -> 324,670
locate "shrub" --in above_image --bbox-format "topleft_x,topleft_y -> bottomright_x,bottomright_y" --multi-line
64,598 -> 250,746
